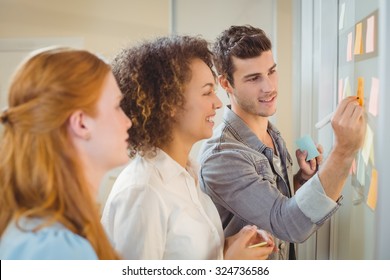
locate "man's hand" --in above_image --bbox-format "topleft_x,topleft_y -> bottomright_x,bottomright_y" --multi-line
332,96 -> 366,156
296,144 -> 324,179
317,96 -> 366,200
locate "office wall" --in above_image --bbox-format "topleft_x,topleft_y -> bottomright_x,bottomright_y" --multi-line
0,0 -> 170,58
276,0 -> 294,156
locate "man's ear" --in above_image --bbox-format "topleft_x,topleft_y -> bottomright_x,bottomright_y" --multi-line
68,110 -> 92,140
218,75 -> 233,95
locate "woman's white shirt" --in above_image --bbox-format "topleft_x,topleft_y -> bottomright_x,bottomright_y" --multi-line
101,149 -> 224,259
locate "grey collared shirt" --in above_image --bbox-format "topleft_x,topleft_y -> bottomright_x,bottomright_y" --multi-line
199,106 -> 341,260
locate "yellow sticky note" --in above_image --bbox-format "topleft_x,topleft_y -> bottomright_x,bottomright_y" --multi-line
344,77 -> 351,97
370,143 -> 375,166
367,168 -> 378,211
362,125 -> 373,165
354,22 -> 363,55
357,77 -> 364,106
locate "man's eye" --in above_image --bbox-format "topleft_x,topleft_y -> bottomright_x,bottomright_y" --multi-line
249,76 -> 260,82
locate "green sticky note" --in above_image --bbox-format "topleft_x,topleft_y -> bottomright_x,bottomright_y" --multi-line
295,135 -> 320,161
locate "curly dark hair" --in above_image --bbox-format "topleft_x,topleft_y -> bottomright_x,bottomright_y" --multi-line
213,25 -> 272,86
111,35 -> 215,157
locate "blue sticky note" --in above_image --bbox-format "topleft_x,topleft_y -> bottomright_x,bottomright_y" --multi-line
295,135 -> 320,161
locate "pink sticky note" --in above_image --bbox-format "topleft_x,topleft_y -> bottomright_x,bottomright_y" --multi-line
347,32 -> 353,61
366,15 -> 375,53
369,77 -> 379,116
338,79 -> 344,104
349,158 -> 356,175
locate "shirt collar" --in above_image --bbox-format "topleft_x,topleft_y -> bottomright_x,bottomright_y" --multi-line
149,148 -> 197,184
223,105 -> 281,152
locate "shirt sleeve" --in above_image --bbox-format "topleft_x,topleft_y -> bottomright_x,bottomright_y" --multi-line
294,173 -> 340,224
0,225 -> 97,260
101,184 -> 168,259
200,150 -> 320,243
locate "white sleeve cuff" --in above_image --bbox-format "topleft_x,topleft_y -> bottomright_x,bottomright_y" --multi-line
295,173 -> 338,223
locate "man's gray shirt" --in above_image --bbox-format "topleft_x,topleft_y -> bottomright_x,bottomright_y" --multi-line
199,106 -> 341,259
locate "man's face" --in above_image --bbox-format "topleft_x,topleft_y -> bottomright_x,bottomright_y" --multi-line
227,50 -> 278,118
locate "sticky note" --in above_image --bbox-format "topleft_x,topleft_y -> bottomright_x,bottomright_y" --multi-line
369,77 -> 379,116
357,153 -> 365,186
362,125 -> 373,165
338,79 -> 344,104
347,32 -> 353,62
295,135 -> 320,161
370,143 -> 375,166
354,22 -> 363,55
344,77 -> 351,97
357,77 -> 364,106
366,15 -> 375,53
339,3 -> 346,30
367,168 -> 378,210
349,158 -> 357,175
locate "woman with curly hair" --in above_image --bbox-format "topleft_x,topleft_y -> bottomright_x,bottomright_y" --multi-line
101,35 -> 274,260
0,47 -> 131,259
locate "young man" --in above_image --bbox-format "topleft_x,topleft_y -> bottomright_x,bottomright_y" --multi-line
199,25 -> 366,260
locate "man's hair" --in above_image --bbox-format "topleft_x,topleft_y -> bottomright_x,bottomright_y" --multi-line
213,25 -> 272,85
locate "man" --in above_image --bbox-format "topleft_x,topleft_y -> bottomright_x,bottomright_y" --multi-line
199,25 -> 365,259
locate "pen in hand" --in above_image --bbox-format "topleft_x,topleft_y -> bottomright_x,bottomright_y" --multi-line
315,112 -> 334,129
247,241 -> 268,249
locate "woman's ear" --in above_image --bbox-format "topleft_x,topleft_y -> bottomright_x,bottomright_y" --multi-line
170,108 -> 176,118
68,110 -> 92,140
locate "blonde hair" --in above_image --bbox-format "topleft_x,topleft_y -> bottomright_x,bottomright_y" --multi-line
0,47 -> 119,259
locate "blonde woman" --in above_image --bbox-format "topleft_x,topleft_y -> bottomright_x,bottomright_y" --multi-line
0,47 -> 131,259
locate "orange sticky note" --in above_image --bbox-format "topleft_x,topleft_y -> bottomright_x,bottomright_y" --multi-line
354,22 -> 363,55
367,168 -> 378,211
357,77 -> 364,106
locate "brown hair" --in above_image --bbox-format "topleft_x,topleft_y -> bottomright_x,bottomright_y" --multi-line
213,25 -> 272,86
112,35 -> 215,156
0,47 -> 119,259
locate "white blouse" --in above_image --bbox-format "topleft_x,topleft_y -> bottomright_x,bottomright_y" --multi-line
101,149 -> 224,259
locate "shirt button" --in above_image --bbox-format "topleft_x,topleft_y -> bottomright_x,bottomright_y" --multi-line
278,242 -> 285,250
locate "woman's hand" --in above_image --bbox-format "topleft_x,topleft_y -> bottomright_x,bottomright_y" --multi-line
224,225 -> 275,260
